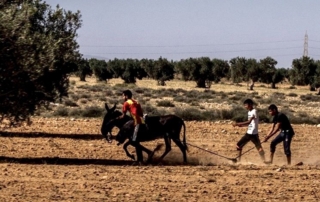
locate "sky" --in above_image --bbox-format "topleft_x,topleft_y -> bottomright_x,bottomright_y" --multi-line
45,0 -> 320,68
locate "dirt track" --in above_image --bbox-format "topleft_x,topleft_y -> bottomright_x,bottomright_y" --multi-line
1,118 -> 320,201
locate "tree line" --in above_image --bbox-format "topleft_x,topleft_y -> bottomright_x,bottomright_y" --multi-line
1,0 -> 320,126
78,56 -> 320,92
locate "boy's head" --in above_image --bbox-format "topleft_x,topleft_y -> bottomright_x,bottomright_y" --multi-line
268,104 -> 278,116
122,90 -> 132,101
243,99 -> 254,110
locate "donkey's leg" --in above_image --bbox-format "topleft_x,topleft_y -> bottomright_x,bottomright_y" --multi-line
132,142 -> 144,162
157,134 -> 172,162
172,138 -> 187,163
123,141 -> 135,160
138,144 -> 153,156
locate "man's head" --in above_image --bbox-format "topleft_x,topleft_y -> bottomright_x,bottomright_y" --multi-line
268,104 -> 278,116
243,99 -> 254,110
122,90 -> 132,101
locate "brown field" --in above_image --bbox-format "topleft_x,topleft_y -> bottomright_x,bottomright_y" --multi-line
1,117 -> 320,201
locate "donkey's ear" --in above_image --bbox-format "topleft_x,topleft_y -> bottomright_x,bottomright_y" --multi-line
110,102 -> 117,111
105,103 -> 109,111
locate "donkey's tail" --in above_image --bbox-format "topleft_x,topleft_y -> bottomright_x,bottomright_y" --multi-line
182,120 -> 188,152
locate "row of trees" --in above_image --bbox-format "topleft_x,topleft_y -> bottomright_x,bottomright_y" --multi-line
77,56 -> 320,91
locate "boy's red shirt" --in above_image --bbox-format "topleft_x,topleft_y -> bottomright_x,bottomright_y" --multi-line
122,99 -> 144,125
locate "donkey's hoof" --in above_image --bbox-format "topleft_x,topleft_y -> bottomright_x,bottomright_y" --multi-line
129,154 -> 135,160
146,151 -> 155,163
132,161 -> 145,166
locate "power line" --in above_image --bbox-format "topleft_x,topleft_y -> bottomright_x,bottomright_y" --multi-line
81,46 -> 302,55
80,39 -> 302,48
309,39 -> 320,43
309,46 -> 320,50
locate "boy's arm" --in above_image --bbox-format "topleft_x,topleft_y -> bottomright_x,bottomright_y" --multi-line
118,103 -> 128,119
232,116 -> 255,127
264,122 -> 281,142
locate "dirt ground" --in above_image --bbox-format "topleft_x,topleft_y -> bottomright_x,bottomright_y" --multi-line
1,118 -> 320,201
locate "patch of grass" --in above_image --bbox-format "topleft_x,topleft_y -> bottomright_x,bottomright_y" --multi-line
190,101 -> 200,106
287,93 -> 298,97
107,98 -> 119,105
70,80 -> 76,85
81,106 -> 103,117
300,94 -> 320,102
157,100 -> 175,107
174,107 -> 206,121
98,96 -> 107,102
143,92 -> 152,98
68,108 -> 83,117
228,95 -> 242,102
79,93 -> 91,99
70,94 -> 80,101
64,99 -> 78,107
79,99 -> 88,104
272,92 -> 286,99
135,88 -> 145,94
53,106 -> 69,117
288,86 -> 296,89
143,104 -> 161,115
114,83 -> 136,89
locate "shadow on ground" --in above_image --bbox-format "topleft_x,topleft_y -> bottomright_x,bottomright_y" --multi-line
0,156 -> 213,166
0,131 -> 101,140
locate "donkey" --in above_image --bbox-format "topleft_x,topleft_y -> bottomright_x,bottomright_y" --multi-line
100,103 -> 156,161
101,103 -> 188,163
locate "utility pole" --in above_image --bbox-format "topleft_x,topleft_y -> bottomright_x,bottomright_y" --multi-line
303,31 -> 308,57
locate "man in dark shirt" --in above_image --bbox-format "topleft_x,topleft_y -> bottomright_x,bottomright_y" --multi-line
264,104 -> 295,165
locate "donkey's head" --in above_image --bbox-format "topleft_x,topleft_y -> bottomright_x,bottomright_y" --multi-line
101,103 -> 121,142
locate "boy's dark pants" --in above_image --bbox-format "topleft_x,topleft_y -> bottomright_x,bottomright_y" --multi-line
237,133 -> 263,150
237,133 -> 264,161
270,131 -> 294,156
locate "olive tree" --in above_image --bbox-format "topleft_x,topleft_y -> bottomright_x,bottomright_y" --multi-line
0,0 -> 82,126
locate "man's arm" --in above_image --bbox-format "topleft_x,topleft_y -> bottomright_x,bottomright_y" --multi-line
264,122 -> 281,142
232,116 -> 255,127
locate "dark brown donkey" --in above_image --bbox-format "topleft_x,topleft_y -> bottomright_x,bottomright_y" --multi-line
101,103 -> 187,163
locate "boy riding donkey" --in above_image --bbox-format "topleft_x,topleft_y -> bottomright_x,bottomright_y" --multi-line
117,90 -> 147,164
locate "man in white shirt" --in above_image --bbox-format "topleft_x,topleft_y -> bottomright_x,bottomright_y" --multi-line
232,99 -> 265,162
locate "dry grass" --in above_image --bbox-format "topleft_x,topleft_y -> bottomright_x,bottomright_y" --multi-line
38,76 -> 320,123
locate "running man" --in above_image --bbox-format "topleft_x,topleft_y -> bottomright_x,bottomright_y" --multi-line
232,99 -> 265,162
264,104 -> 295,165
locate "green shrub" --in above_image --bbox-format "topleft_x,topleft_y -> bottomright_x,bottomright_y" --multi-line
288,86 -> 296,89
174,107 -> 205,121
79,99 -> 88,104
79,93 -> 91,99
69,108 -> 83,117
143,104 -> 160,115
81,106 -> 103,117
135,88 -> 145,94
70,94 -> 80,101
64,99 -> 78,107
190,101 -> 200,106
157,100 -> 175,107
173,96 -> 185,102
53,106 -> 69,117
287,93 -> 298,97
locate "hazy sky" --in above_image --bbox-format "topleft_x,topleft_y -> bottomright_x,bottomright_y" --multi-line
45,0 -> 320,67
